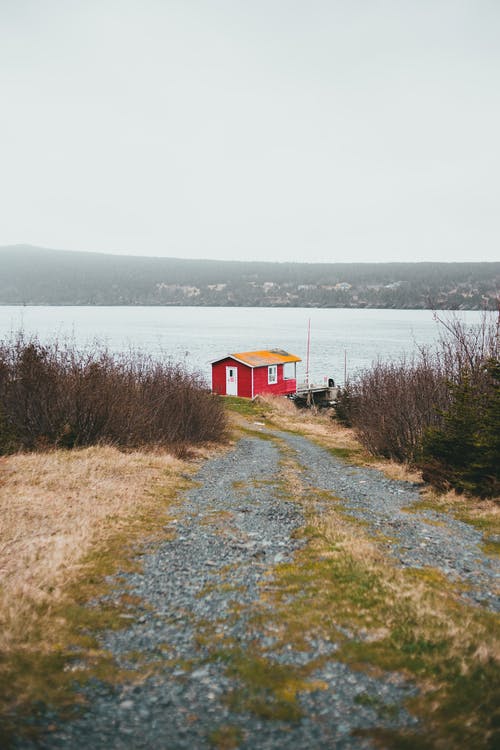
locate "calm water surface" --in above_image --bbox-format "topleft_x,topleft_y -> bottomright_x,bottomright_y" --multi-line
0,306 -> 484,386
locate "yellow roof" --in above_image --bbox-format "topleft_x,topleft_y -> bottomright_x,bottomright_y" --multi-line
230,349 -> 301,367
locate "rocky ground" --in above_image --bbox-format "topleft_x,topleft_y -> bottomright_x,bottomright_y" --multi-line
12,426 -> 499,749
280,431 -> 499,612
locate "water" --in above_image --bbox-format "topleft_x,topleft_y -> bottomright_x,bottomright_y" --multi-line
0,306 -> 485,387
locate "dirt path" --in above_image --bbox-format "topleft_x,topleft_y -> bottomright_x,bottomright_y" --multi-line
13,427 -> 499,749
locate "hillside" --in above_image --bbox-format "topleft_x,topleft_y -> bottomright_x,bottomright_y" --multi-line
0,245 -> 498,309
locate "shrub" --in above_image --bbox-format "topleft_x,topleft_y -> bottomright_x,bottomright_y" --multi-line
334,313 -> 499,496
0,334 -> 227,454
335,355 -> 447,462
334,383 -> 356,427
420,358 -> 499,498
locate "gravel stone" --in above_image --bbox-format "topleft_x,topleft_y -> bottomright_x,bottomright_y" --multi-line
12,428 -> 497,749
278,430 -> 500,612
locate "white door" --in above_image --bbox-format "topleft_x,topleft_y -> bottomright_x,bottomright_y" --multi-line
226,366 -> 238,395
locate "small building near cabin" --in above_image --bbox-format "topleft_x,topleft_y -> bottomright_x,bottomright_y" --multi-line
211,349 -> 301,399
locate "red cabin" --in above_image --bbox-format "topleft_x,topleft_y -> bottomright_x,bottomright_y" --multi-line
211,349 -> 301,399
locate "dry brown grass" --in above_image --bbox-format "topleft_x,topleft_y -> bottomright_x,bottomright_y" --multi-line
0,446 -> 188,655
257,395 -> 425,485
367,458 -> 423,484
411,486 -> 500,553
255,394 -> 359,449
420,486 -> 500,515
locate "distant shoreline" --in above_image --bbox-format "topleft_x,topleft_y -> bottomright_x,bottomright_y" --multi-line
2,246 -> 498,310
0,302 -> 493,311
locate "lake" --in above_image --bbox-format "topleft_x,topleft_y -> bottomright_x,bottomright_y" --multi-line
0,306 -> 485,387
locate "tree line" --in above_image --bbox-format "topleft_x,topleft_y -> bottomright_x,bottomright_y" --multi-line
1,245 -> 498,309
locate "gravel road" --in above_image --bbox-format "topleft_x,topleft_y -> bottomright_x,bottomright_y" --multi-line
278,431 -> 500,612
13,427 -> 499,749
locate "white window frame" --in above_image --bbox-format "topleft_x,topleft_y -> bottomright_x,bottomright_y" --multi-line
268,365 -> 278,384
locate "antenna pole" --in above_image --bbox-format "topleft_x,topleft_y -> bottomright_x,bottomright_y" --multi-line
344,349 -> 347,385
306,318 -> 311,388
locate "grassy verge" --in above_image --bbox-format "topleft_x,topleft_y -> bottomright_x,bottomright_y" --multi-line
0,444 -> 202,743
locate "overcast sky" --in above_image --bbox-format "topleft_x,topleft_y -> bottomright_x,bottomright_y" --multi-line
1,0 -> 499,263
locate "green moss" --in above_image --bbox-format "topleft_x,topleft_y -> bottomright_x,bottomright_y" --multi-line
0,650 -> 83,748
368,658 -> 500,749
214,647 -> 322,722
208,724 -> 243,749
482,539 -> 500,558
268,552 -> 389,640
402,496 -> 500,547
0,638 -> 138,747
359,728 -> 435,750
354,692 -> 400,719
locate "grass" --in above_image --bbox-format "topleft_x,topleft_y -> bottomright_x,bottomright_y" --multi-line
211,645 -> 327,722
402,488 -> 500,557
222,398 -> 500,746
222,396 -> 271,419
208,724 -> 243,749
242,394 -> 424,484
246,453 -> 500,749
354,692 -> 400,720
2,392 -> 498,746
238,425 -> 278,442
0,444 -> 200,742
221,649 -> 305,721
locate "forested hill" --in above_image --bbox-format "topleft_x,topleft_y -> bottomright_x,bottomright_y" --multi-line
1,245 -> 498,309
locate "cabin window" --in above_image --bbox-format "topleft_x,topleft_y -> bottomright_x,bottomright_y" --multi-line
283,362 -> 295,380
268,365 -> 278,384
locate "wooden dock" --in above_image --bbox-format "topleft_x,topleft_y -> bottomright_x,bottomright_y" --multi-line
291,382 -> 338,408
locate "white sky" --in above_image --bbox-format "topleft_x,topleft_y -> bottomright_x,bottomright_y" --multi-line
1,0 -> 499,263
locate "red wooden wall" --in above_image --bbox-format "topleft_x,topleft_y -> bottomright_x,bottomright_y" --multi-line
211,357 -> 253,398
253,364 -> 296,396
212,358 -> 297,398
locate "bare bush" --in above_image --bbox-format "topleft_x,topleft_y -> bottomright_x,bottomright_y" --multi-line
0,334 -> 227,454
335,312 -> 499,466
433,312 -> 499,382
342,355 -> 447,461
